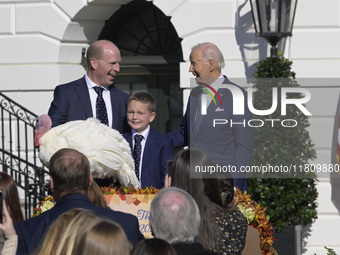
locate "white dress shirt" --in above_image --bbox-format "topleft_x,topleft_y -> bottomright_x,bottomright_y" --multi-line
85,74 -> 113,127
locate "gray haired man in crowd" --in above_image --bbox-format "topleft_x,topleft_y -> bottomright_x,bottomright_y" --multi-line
150,187 -> 217,255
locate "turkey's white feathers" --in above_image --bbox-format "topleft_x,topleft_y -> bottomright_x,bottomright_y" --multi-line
39,118 -> 140,188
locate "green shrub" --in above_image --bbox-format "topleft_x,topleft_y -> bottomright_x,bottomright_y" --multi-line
248,53 -> 318,231
314,247 -> 338,255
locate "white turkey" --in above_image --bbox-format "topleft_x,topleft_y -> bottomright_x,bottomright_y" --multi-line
34,115 -> 140,189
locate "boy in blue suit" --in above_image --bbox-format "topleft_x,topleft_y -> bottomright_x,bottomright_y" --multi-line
123,92 -> 174,189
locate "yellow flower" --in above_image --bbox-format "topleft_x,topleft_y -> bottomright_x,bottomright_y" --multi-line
237,204 -> 255,223
40,201 -> 55,213
32,195 -> 55,217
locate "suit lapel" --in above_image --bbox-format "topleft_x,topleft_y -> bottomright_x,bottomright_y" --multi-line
190,88 -> 203,136
109,85 -> 118,129
142,129 -> 154,171
75,77 -> 93,118
196,78 -> 232,134
125,133 -> 133,150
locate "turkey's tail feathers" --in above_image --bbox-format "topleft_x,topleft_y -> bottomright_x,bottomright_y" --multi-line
38,118 -> 141,189
117,162 -> 141,189
90,149 -> 140,189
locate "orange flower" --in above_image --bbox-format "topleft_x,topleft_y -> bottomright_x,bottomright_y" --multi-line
234,188 -> 276,255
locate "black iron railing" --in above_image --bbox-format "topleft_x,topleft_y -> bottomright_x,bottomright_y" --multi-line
0,92 -> 49,219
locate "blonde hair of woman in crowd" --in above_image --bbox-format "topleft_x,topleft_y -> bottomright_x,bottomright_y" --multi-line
74,218 -> 131,255
34,208 -> 97,255
87,179 -> 108,208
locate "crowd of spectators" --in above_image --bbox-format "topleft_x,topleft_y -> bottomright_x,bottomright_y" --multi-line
0,147 -> 261,255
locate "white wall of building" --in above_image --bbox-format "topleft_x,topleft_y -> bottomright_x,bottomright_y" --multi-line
0,0 -> 339,254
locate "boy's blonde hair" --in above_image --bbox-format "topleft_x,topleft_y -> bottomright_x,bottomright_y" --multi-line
127,92 -> 156,113
74,218 -> 131,255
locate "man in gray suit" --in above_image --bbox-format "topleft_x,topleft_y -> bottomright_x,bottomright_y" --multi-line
171,42 -> 254,192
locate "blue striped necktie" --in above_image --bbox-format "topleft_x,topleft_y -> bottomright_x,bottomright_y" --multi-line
133,134 -> 144,180
93,86 -> 109,126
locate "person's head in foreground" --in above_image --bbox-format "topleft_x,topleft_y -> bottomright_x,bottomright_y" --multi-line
49,148 -> 91,202
149,187 -> 200,244
74,218 -> 131,255
36,208 -> 97,255
131,238 -> 177,255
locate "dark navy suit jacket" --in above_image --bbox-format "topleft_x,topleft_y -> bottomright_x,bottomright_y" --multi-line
123,128 -> 174,189
171,77 -> 254,192
14,194 -> 143,255
173,242 -> 218,255
48,76 -> 130,133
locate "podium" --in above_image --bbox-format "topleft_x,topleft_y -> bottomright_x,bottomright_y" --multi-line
105,194 -> 156,238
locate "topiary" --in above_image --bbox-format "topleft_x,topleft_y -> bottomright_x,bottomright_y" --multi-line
247,52 -> 318,232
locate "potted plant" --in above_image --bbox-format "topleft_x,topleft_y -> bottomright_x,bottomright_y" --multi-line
247,53 -> 318,255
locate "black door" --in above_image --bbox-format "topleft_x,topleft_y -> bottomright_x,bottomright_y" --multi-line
114,65 -> 183,133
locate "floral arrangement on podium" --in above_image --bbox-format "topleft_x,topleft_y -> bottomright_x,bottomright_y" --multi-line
32,187 -> 159,218
101,186 -> 159,208
101,186 -> 159,195
234,188 -> 275,255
